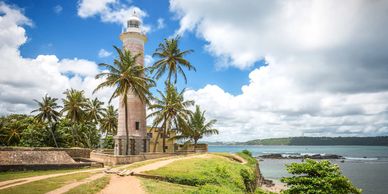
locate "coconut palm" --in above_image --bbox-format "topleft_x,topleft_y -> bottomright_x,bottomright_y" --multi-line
151,36 -> 196,84
94,46 -> 154,155
85,98 -> 105,124
61,89 -> 88,146
100,105 -> 118,139
31,94 -> 62,147
176,105 -> 218,151
148,83 -> 194,152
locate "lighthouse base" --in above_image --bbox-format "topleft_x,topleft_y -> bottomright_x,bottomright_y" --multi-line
114,135 -> 149,155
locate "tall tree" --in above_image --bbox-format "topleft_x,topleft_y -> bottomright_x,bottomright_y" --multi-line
151,36 -> 196,84
61,89 -> 87,146
94,46 -> 154,155
31,94 -> 62,147
85,98 -> 105,124
148,83 -> 194,152
176,105 -> 218,151
100,105 -> 118,139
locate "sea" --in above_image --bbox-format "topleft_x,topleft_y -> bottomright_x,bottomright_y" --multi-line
208,145 -> 388,194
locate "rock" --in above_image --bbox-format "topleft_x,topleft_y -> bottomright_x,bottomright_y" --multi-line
258,153 -> 344,159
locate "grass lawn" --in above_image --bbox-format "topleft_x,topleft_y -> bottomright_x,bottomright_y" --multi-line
0,168 -> 97,182
141,178 -> 197,194
64,175 -> 110,194
142,153 -> 268,194
0,172 -> 94,194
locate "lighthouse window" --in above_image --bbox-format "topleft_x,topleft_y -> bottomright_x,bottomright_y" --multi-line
135,121 -> 140,130
129,20 -> 139,28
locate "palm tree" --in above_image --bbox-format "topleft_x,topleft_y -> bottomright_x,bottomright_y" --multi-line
61,89 -> 87,146
148,83 -> 194,152
176,105 -> 218,151
100,105 -> 118,139
151,36 -> 196,84
94,46 -> 155,155
31,94 -> 62,147
85,98 -> 105,124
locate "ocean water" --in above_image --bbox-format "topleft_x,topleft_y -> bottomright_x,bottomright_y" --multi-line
208,145 -> 388,194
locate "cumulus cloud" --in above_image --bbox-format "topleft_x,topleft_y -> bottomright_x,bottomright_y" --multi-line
53,5 -> 63,14
77,0 -> 150,32
171,0 -> 388,140
0,2 -> 115,115
98,48 -> 112,58
156,18 -> 165,29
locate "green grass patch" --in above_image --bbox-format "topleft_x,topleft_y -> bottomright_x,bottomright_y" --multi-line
143,154 -> 252,193
141,178 -> 197,194
0,172 -> 93,194
64,175 -> 110,194
0,168 -> 95,182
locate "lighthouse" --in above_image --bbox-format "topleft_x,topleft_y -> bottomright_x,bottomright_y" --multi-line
114,11 -> 148,155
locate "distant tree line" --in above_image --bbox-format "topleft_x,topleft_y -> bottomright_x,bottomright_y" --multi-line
244,136 -> 388,146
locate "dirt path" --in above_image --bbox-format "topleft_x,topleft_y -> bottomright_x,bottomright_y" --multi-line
0,168 -> 105,190
46,173 -> 106,194
231,154 -> 248,164
99,154 -> 209,194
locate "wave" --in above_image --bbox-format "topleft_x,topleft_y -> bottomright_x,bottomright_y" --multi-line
345,157 -> 379,161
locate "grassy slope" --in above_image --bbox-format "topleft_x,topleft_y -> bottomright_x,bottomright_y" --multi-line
141,178 -> 197,194
142,153 -> 268,194
0,172 -> 93,194
64,176 -> 110,194
0,168 -> 95,182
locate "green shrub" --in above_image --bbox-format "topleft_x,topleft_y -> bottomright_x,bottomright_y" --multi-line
240,168 -> 257,193
242,149 -> 252,157
281,159 -> 361,194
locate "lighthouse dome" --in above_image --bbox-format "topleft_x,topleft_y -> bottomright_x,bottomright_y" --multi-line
126,11 -> 142,33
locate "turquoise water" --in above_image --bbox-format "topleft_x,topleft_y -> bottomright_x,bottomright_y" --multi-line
208,145 -> 388,194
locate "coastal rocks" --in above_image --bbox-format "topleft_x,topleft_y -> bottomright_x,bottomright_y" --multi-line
258,153 -> 344,159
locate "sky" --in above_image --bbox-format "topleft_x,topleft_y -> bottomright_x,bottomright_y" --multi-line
1,0 -> 388,141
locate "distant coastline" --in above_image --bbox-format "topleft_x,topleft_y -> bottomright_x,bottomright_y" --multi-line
204,136 -> 388,146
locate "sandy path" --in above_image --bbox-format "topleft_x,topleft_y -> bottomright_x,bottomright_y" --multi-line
46,173 -> 106,194
0,168 -> 104,190
99,154 -> 208,194
231,154 -> 248,164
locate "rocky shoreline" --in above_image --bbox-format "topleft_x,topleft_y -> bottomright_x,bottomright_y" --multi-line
257,153 -> 344,160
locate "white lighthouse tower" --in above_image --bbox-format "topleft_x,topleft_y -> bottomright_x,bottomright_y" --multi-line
114,11 -> 148,155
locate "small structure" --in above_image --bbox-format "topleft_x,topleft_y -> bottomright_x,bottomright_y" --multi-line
114,11 -> 149,155
147,127 -> 177,153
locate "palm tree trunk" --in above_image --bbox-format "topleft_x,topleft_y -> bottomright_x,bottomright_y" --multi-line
124,98 -> 129,155
194,139 -> 198,152
71,124 -> 76,146
49,123 -> 58,148
162,127 -> 166,153
162,118 -> 169,153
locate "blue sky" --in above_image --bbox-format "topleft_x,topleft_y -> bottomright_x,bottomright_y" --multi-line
1,0 -> 388,141
13,0 -> 254,95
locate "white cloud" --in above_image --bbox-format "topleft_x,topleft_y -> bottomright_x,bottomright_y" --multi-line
53,5 -> 63,14
77,0 -> 149,32
171,0 -> 388,140
0,2 -> 116,115
157,18 -> 165,29
98,48 -> 112,58
144,55 -> 154,67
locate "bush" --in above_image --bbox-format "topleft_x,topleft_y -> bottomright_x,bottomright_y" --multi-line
242,149 -> 252,157
281,159 -> 361,194
240,168 -> 257,193
102,135 -> 114,149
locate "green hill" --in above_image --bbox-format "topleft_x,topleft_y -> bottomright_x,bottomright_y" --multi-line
244,136 -> 388,146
